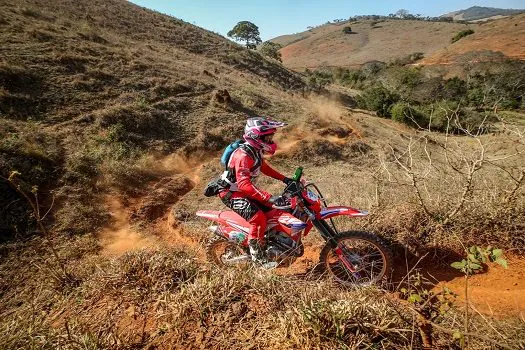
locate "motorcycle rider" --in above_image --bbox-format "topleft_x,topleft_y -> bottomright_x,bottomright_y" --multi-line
219,117 -> 293,269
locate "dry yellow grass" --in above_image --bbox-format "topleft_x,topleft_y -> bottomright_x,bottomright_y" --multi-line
275,15 -> 525,71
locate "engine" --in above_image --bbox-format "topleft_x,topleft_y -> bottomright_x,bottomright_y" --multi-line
265,230 -> 304,262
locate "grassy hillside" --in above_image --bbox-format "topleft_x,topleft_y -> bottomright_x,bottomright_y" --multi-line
421,13 -> 525,64
275,20 -> 478,70
0,0 -> 305,238
274,14 -> 525,71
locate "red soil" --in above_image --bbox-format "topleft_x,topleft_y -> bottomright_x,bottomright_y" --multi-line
433,256 -> 525,318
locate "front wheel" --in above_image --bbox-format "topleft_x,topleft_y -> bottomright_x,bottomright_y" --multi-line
319,231 -> 392,286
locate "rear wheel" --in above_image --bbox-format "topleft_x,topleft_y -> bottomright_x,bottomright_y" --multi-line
205,235 -> 250,267
319,231 -> 392,286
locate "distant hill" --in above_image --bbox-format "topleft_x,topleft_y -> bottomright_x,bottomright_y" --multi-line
442,6 -> 525,21
421,13 -> 525,64
273,12 -> 525,70
273,20 -> 479,70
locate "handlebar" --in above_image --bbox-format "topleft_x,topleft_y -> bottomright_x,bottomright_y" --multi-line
272,167 -> 305,210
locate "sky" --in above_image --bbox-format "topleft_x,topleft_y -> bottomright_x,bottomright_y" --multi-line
129,1 -> 525,41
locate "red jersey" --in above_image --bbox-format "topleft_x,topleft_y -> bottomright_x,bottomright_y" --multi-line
220,144 -> 284,203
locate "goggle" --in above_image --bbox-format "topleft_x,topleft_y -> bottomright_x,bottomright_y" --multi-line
261,133 -> 275,143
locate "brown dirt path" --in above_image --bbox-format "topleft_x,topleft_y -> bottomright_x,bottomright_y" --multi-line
432,256 -> 525,319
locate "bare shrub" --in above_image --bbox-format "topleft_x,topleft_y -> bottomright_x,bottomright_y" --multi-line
370,108 -> 525,252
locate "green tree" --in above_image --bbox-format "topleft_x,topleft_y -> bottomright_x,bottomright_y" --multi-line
391,102 -> 429,128
259,41 -> 282,62
443,77 -> 467,101
227,21 -> 262,49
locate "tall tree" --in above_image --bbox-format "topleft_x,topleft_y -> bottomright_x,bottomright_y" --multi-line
227,21 -> 262,49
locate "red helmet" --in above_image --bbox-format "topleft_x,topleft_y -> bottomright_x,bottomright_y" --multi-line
243,117 -> 287,155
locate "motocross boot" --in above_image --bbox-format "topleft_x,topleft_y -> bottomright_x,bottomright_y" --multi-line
248,239 -> 278,270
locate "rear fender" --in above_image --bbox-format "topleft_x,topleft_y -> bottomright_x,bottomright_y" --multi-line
319,206 -> 368,220
196,210 -> 221,222
197,210 -> 251,246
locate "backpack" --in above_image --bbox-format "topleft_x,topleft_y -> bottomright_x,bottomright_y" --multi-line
220,140 -> 242,169
203,141 -> 260,197
203,140 -> 242,197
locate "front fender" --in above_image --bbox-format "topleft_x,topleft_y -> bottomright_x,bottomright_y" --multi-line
319,206 -> 368,220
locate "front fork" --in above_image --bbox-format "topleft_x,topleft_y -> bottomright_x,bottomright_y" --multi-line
311,219 -> 357,273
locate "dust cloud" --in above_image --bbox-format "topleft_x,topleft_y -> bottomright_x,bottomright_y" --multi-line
308,96 -> 345,123
273,96 -> 356,156
140,151 -> 209,184
99,150 -> 210,256
99,196 -> 159,256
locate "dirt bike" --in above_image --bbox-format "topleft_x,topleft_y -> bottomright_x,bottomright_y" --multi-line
196,167 -> 392,286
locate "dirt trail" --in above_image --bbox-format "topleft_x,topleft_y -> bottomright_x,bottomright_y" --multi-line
98,150 -> 209,255
278,245 -> 525,318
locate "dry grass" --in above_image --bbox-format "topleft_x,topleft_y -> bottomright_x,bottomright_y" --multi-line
1,245 -> 523,349
0,0 -> 306,238
275,15 -> 524,70
422,13 -> 525,64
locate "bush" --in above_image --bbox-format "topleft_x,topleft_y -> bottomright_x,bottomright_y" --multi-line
459,109 -> 497,134
415,101 -> 497,134
259,41 -> 282,62
342,26 -> 352,34
361,61 -> 386,76
442,77 -> 467,101
389,52 -> 425,66
463,67 -> 524,110
467,86 -> 484,107
391,102 -> 427,127
337,69 -> 365,87
305,69 -> 334,90
377,66 -> 423,100
419,100 -> 459,131
357,84 -> 399,117
451,29 -> 474,43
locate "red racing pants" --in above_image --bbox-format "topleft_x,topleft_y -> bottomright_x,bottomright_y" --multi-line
220,192 -> 270,243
